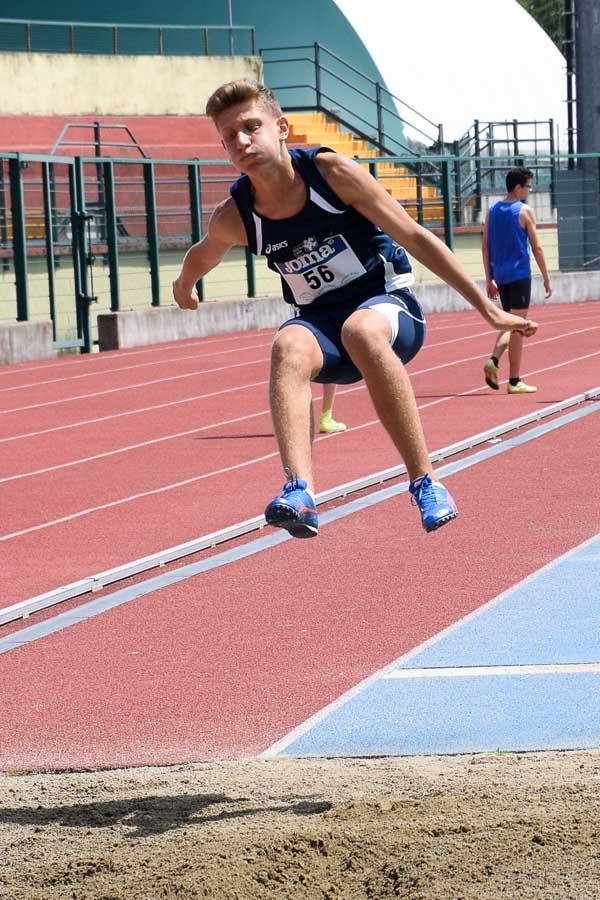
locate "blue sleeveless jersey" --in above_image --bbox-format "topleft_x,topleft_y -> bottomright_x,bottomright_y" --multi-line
230,147 -> 414,308
487,200 -> 531,285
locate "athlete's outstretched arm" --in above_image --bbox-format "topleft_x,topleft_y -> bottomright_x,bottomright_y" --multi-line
315,152 -> 538,336
173,198 -> 247,310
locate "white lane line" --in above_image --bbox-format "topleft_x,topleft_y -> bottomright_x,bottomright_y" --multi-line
5,311 -> 593,393
0,450 -> 281,543
383,663 -> 600,678
0,380 -> 270,445
0,407 -> 272,484
2,314 -> 597,430
0,342 -> 272,394
3,402 -> 599,654
4,328 -> 599,480
0,357 -> 269,415
1,348 -> 599,538
0,330 -> 277,378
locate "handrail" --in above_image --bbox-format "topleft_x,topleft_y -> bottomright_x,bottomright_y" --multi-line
0,17 -> 253,31
261,42 -> 444,154
0,17 -> 256,55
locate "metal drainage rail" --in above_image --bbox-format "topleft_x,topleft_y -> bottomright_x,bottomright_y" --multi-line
2,386 -> 599,628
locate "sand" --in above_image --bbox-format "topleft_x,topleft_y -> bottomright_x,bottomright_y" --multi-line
2,750 -> 600,899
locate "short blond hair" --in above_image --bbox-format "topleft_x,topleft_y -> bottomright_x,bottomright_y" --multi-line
205,79 -> 282,121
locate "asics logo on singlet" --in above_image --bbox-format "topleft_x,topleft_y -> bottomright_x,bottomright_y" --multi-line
281,241 -> 336,275
264,240 -> 288,254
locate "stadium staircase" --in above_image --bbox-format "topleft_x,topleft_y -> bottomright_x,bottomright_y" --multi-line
286,111 -> 445,222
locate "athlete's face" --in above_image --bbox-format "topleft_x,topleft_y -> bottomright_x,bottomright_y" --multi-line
216,100 -> 289,172
516,179 -> 533,200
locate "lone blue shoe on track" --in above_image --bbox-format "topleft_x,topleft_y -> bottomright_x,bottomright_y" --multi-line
264,478 -> 318,538
409,474 -> 458,533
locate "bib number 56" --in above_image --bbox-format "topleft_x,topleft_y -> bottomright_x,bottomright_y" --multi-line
303,265 -> 335,290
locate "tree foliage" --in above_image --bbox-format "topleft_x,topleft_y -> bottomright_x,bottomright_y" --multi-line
516,0 -> 564,50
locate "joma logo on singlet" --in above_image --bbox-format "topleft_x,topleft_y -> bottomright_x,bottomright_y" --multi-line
264,240 -> 288,254
280,242 -> 336,274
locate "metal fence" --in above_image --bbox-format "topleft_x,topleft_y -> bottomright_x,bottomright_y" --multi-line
1,150 -> 599,352
0,18 -> 256,56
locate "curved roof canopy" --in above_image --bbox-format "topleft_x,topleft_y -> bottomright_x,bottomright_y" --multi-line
333,0 -> 567,144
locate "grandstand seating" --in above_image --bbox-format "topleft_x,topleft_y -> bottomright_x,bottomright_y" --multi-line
1,111 -> 445,244
0,115 -> 228,159
286,111 -> 445,221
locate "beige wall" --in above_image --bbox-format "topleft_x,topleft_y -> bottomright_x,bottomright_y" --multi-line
2,53 -> 262,115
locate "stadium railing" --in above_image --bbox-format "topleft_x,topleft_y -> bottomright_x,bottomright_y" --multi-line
0,151 -> 599,353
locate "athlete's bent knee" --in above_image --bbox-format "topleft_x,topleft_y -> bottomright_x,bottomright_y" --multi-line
271,327 -> 320,377
341,312 -> 389,356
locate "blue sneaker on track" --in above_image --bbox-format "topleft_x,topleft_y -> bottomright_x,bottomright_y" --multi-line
264,478 -> 318,539
409,474 -> 458,533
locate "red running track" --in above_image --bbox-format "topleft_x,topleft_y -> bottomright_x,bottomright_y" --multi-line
0,302 -> 599,605
0,396 -> 599,769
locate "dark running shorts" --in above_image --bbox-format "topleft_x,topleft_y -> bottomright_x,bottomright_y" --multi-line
498,278 -> 532,311
279,287 -> 426,385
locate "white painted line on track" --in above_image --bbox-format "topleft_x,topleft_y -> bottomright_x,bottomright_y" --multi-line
0,330 -> 277,378
0,380 -> 270,445
0,450 -> 282,543
0,407 -> 272,484
3,400 -> 599,651
4,338 -> 600,484
382,663 -> 600,678
0,357 -> 269,415
2,317 -> 597,438
5,310 -> 595,393
0,342 -> 273,394
1,349 -> 599,536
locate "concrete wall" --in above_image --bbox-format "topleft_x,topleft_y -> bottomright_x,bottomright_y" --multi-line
1,53 -> 262,115
1,230 -> 597,362
0,320 -> 54,364
97,269 -> 600,351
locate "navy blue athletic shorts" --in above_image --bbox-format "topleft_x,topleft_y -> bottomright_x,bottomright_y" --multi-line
498,278 -> 531,311
279,287 -> 426,385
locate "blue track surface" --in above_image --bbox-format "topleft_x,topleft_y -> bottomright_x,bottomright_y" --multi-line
275,532 -> 600,757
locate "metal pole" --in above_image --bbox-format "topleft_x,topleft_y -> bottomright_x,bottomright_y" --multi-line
0,159 -> 9,273
188,162 -> 204,302
314,43 -> 321,108
575,0 -> 600,155
563,0 -> 576,168
474,118 -> 482,220
41,162 -> 57,340
143,163 -> 160,306
227,0 -> 234,54
376,82 -> 384,148
73,157 -> 93,353
103,161 -> 120,312
9,157 -> 29,321
441,159 -> 454,251
452,140 -> 462,226
245,246 -> 256,298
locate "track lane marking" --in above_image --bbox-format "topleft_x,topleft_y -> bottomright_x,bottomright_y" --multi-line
1,317 -> 597,415
1,348 -> 599,537
2,400 -> 599,656
383,663 -> 600,678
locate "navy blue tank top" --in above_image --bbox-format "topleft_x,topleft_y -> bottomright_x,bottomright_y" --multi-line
230,147 -> 414,308
487,200 -> 531,284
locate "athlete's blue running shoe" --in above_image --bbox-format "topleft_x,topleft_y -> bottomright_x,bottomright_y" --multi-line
264,478 -> 318,539
409,474 -> 458,533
